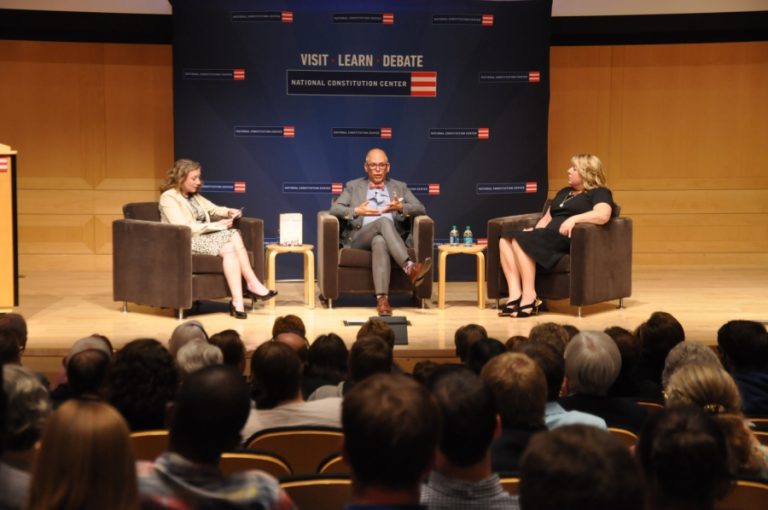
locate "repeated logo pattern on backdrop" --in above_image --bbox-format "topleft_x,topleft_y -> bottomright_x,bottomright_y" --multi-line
174,0 -> 552,279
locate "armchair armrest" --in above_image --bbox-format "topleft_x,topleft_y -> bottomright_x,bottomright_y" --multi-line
412,215 -> 434,297
317,211 -> 341,300
112,219 -> 193,309
486,212 -> 543,299
236,217 -> 265,281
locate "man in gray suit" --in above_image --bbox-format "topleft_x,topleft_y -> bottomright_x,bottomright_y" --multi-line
330,148 -> 431,316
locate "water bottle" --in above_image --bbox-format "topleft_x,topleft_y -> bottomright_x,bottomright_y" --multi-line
449,225 -> 460,245
463,226 -> 473,246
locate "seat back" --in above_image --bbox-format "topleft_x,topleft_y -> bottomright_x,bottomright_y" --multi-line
280,474 -> 352,510
130,429 -> 169,461
317,452 -> 348,474
607,427 -> 639,448
718,479 -> 768,510
498,474 -> 521,495
220,451 -> 292,478
123,202 -> 161,222
635,401 -> 664,413
245,427 -> 344,475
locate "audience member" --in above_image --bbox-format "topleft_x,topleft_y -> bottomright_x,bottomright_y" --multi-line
0,365 -> 51,510
604,326 -> 645,398
309,336 -> 392,400
559,331 -> 648,433
50,334 -> 113,407
0,313 -> 27,354
504,335 -> 529,351
107,338 -> 178,431
717,320 -> 768,416
303,333 -> 348,397
0,330 -> 21,366
168,320 -> 208,358
513,341 -> 606,429
635,311 -> 685,399
27,399 -> 139,510
528,322 -> 569,356
636,405 -> 732,510
242,342 -> 341,441
342,373 -> 440,506
271,314 -> 306,338
561,323 -> 580,340
466,338 -> 507,375
272,329 -> 310,367
420,366 -> 518,509
481,352 -> 547,472
176,340 -> 223,376
137,365 -> 293,509
661,341 -> 722,389
208,329 -> 246,372
357,318 -> 405,373
519,425 -> 645,510
66,348 -> 111,400
665,363 -> 768,480
454,323 -> 488,363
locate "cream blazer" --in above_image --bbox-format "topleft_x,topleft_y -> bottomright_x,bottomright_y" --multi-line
159,188 -> 231,236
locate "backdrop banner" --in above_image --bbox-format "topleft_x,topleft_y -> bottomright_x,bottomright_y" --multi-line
173,0 -> 551,280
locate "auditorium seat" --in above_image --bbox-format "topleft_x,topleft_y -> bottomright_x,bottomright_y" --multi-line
130,429 -> 169,461
498,473 -> 521,495
317,452 -> 348,474
280,474 -> 352,510
486,200 -> 632,317
607,427 -> 640,448
219,451 -> 292,478
245,426 -> 344,475
718,479 -> 768,510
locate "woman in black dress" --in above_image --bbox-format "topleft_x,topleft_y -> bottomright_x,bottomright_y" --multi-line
499,154 -> 614,317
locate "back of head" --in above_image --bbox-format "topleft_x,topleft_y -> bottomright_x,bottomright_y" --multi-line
272,314 -> 307,337
661,341 -> 722,389
717,320 -> 768,372
208,329 -> 246,369
28,399 -> 138,510
176,340 -> 223,376
636,311 -> 685,367
466,337 -> 507,374
480,352 -> 546,429
170,365 -> 251,463
342,373 -> 440,491
637,405 -> 731,509
427,366 -> 497,467
67,348 -> 111,397
67,334 -> 113,363
349,336 -> 392,383
0,329 -> 21,365
529,322 -> 570,356
0,313 -> 27,345
454,323 -> 488,362
250,341 -> 302,409
357,318 -> 396,349
168,320 -> 208,358
2,364 -> 51,452
520,425 -> 644,510
513,341 -> 564,402
273,331 -> 310,364
107,338 -> 178,431
564,331 -> 622,396
604,326 -> 641,395
307,333 -> 348,383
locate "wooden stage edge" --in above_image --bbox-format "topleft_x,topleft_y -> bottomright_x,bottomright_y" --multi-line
11,265 -> 768,381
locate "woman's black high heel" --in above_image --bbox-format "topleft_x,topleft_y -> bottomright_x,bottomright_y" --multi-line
511,298 -> 542,318
248,289 -> 278,302
498,297 -> 521,317
229,301 -> 247,319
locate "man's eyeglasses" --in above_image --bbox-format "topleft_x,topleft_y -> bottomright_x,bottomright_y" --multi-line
366,162 -> 389,170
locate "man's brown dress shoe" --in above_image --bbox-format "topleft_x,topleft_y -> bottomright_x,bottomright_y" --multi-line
407,257 -> 432,286
376,295 -> 392,316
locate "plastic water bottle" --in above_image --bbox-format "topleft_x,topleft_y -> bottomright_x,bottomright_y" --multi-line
449,225 -> 460,245
463,226 -> 473,246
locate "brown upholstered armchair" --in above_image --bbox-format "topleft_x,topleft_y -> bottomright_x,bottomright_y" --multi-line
486,200 -> 632,317
113,202 -> 264,319
317,211 -> 434,308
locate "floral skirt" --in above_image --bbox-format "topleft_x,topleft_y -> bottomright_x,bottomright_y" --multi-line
191,229 -> 237,256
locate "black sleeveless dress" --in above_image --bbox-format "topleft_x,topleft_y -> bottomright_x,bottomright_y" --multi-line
501,186 -> 615,270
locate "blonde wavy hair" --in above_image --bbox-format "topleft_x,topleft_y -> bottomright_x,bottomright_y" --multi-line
160,158 -> 201,193
571,154 -> 606,190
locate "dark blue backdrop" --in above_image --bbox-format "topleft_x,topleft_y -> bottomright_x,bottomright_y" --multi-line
173,0 -> 551,280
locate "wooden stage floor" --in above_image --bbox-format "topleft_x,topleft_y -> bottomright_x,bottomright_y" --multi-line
12,265 -> 768,377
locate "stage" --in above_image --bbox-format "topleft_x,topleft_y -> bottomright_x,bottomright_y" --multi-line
14,265 -> 768,379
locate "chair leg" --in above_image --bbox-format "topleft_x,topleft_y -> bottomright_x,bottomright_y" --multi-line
328,298 -> 333,309
496,299 -> 500,309
577,306 -> 583,318
617,298 -> 625,309
122,301 -> 128,313
177,309 -> 184,320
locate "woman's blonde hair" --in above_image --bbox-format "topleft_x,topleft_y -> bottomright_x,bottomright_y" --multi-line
571,154 -> 606,190
27,400 -> 139,510
160,158 -> 201,193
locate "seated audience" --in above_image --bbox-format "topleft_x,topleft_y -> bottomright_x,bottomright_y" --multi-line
107,338 -> 178,431
604,326 -> 644,398
504,335 -> 529,351
302,333 -> 348,398
272,328 -> 310,368
454,323 -> 488,363
176,340 -> 223,377
661,341 -> 722,389
242,342 -> 341,442
208,329 -> 246,372
559,331 -> 648,433
420,366 -> 518,509
27,399 -> 139,510
466,338 -> 507,375
168,320 -> 208,358
50,334 -> 114,407
1,365 -> 52,510
561,323 -> 580,340
636,405 -> 732,510
342,373 -> 440,507
309,336 -> 392,400
357,318 -> 405,373
513,341 -> 606,430
717,320 -> 768,416
0,313 -> 27,355
634,311 -> 686,399
0,330 -> 22,366
137,365 -> 293,509
528,322 -> 569,356
272,314 -> 306,338
481,352 -> 548,472
519,425 -> 645,510
665,363 -> 768,480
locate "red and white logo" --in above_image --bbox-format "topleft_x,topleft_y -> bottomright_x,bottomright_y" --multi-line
428,183 -> 440,195
529,71 -> 540,83
0,158 -> 8,172
234,181 -> 247,193
382,13 -> 394,24
281,11 -> 293,23
331,182 -> 343,195
525,182 -> 538,193
233,68 -> 245,80
477,237 -> 488,246
283,126 -> 295,138
411,72 -> 437,97
477,128 -> 490,139
482,14 -> 494,26
380,127 -> 392,139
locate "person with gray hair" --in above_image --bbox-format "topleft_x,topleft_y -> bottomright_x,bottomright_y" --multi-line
661,341 -> 722,389
176,341 -> 223,376
1,365 -> 52,510
559,331 -> 648,433
168,320 -> 208,358
50,334 -> 114,408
